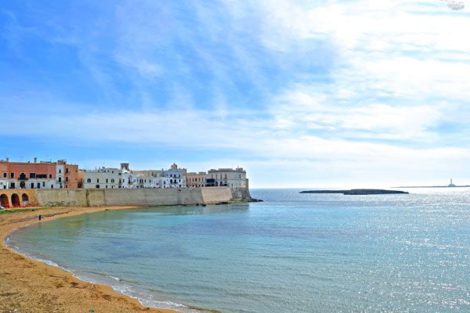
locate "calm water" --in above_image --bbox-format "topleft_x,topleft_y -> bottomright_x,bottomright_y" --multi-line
8,188 -> 470,313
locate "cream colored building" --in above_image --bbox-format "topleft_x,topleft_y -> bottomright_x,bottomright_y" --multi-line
83,167 -> 121,189
206,168 -> 248,188
186,172 -> 207,188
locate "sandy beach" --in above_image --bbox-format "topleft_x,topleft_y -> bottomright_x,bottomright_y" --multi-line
0,206 -> 177,313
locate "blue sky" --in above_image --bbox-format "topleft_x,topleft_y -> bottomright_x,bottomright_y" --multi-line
1,0 -> 470,187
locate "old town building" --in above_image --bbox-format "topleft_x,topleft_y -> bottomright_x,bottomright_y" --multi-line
0,159 -> 80,189
162,163 -> 187,188
83,167 -> 121,189
206,167 -> 249,188
186,172 -> 207,188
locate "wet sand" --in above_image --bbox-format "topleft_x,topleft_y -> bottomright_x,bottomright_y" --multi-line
0,206 -> 177,313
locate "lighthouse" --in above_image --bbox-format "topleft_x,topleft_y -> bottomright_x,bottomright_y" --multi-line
448,179 -> 456,187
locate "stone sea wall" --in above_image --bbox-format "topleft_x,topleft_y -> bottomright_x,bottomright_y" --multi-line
230,187 -> 253,202
29,187 -> 246,208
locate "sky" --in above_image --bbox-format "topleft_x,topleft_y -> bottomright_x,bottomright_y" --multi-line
1,0 -> 470,188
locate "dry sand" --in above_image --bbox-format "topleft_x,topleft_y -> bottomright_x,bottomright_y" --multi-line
0,206 -> 178,313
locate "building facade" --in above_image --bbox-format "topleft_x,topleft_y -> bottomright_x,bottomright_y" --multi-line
186,172 -> 207,188
0,159 -> 80,189
83,167 -> 121,189
206,167 -> 249,188
162,163 -> 187,188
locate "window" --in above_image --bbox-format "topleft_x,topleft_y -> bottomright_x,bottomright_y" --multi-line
58,177 -> 62,182
97,179 -> 100,183
59,169 -> 62,174
10,173 -> 14,178
2,173 -> 6,178
65,168 -> 69,174
87,178 -> 91,183
30,183 -> 34,189
106,178 -> 109,183
42,182 -> 45,187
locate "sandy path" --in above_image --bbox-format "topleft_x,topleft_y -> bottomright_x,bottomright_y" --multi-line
0,206 -> 177,313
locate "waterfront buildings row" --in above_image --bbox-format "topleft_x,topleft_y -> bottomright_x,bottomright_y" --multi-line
0,159 -> 80,190
0,159 -> 248,191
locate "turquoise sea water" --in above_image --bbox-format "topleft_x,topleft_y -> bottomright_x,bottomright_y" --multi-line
7,188 -> 470,313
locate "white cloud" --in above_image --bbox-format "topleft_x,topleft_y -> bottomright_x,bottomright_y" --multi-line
270,88 -> 444,140
3,0 -> 470,187
240,0 -> 470,102
3,106 -> 470,186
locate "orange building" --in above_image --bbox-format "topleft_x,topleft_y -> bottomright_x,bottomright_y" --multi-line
0,159 -> 80,190
59,160 -> 81,189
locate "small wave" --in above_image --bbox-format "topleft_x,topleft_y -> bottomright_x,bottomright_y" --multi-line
36,257 -> 60,268
77,273 -> 211,313
8,243 -> 64,270
109,284 -> 195,312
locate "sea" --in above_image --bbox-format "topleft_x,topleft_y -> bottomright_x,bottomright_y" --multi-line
6,188 -> 470,313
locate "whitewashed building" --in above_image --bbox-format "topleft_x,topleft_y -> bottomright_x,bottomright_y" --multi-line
120,163 -> 138,189
83,167 -> 122,189
119,164 -> 172,189
56,163 -> 65,189
206,167 -> 248,188
162,163 -> 186,188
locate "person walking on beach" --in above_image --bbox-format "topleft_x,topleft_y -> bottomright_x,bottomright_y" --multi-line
38,214 -> 42,221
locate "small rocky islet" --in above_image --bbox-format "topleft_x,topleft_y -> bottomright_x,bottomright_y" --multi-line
300,189 -> 409,195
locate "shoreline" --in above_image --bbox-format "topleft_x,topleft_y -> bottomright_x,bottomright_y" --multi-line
0,206 -> 180,313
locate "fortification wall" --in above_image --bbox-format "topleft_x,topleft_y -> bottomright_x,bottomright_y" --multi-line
34,189 -> 88,207
101,188 -> 205,206
230,187 -> 252,202
31,187 -> 234,208
200,187 -> 233,204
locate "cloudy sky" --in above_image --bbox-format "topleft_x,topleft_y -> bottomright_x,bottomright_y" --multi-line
1,0 -> 469,187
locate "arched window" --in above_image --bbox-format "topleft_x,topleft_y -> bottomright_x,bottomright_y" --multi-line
87,178 -> 91,183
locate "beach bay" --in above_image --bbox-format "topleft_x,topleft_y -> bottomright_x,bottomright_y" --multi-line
5,188 -> 470,313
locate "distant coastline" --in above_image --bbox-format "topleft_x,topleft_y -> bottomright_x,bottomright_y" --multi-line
300,189 -> 409,195
392,185 -> 470,188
